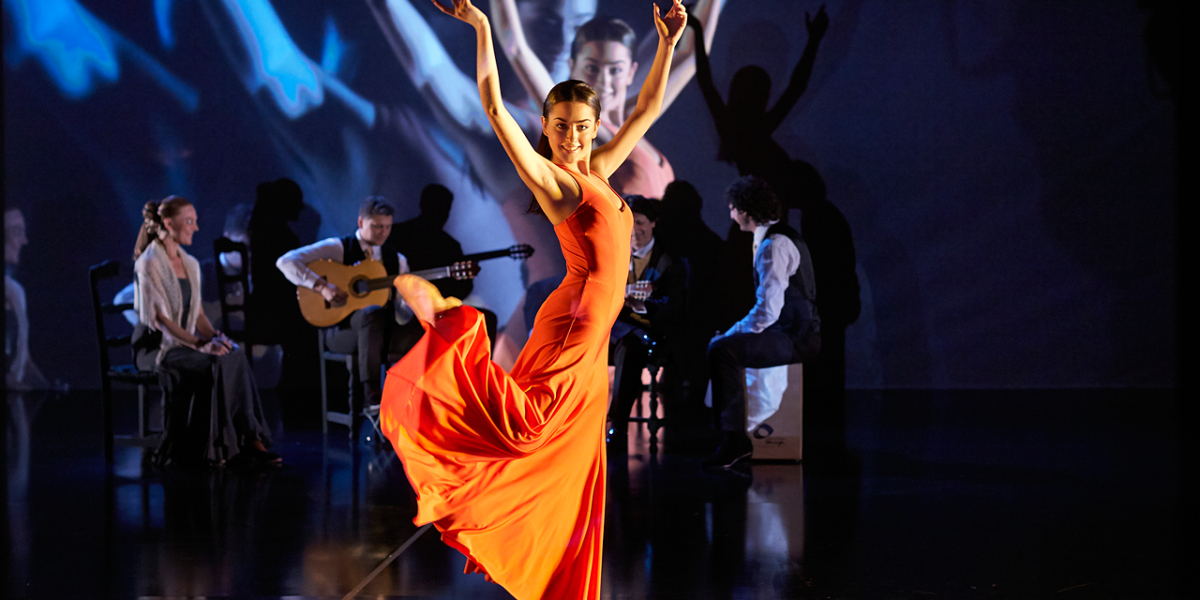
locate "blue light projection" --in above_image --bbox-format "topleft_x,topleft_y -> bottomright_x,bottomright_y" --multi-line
220,0 -> 324,119
155,0 -> 176,49
215,0 -> 374,125
321,15 -> 346,77
4,0 -> 119,99
3,0 -> 198,110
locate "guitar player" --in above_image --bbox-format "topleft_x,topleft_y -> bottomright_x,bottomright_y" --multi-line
276,196 -> 423,408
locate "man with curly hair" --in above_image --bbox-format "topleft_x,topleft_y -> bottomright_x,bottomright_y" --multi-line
702,176 -> 821,469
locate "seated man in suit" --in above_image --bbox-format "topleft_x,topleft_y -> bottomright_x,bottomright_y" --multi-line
276,197 -> 423,407
703,177 -> 821,469
607,196 -> 685,450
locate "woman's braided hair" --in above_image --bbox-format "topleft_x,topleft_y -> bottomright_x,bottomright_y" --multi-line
133,195 -> 192,260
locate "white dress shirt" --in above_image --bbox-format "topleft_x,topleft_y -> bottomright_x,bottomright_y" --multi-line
627,237 -> 655,314
276,230 -> 414,324
725,221 -> 801,336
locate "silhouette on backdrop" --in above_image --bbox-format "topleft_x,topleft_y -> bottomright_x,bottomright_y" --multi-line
656,180 -> 735,423
789,160 -> 859,454
388,183 -> 498,344
689,5 -> 828,187
689,6 -> 830,327
247,178 -> 319,417
388,184 -> 470,299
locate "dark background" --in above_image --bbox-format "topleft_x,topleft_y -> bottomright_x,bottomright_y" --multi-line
3,0 -> 1176,390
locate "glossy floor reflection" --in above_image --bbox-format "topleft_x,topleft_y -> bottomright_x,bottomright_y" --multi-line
4,389 -> 1182,599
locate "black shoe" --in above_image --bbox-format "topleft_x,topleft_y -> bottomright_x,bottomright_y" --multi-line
701,435 -> 753,469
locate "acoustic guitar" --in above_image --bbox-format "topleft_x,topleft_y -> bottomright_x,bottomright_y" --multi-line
297,244 -> 534,327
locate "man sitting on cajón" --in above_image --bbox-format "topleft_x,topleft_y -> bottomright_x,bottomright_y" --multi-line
703,177 -> 821,469
277,196 -> 423,407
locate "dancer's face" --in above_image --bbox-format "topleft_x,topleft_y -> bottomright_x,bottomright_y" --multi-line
358,214 -> 393,246
569,41 -> 636,119
542,101 -> 599,163
164,205 -> 199,246
729,205 -> 756,232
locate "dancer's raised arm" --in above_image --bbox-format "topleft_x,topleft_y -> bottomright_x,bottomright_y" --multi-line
591,0 -> 687,178
653,0 -> 723,114
432,0 -> 581,223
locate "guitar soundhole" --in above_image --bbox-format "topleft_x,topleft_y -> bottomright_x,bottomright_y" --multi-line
352,277 -> 369,296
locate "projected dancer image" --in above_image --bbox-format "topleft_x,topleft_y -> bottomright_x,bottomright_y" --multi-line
366,0 -> 721,282
378,0 -> 686,597
491,0 -> 723,197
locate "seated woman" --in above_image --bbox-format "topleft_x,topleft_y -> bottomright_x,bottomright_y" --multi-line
132,196 -> 279,468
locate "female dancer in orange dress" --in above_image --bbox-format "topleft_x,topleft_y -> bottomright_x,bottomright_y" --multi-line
378,1 -> 686,598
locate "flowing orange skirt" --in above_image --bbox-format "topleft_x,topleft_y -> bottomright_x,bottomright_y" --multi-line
380,303 -> 608,599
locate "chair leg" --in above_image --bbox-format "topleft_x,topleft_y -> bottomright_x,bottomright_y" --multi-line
137,384 -> 147,439
102,379 -> 114,463
347,355 -> 358,440
647,364 -> 661,454
102,377 -> 114,464
319,332 -> 329,436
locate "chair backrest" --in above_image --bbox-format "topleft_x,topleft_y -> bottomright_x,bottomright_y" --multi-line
89,260 -> 137,373
213,237 -> 250,343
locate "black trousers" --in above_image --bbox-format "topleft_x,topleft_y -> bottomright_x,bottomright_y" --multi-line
324,305 -> 424,402
608,329 -> 653,434
137,345 -> 271,465
707,328 -> 820,433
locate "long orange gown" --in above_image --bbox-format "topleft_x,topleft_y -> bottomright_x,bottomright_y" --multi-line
379,166 -> 632,600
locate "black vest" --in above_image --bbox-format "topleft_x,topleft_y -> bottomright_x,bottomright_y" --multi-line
759,222 -> 820,340
341,235 -> 401,275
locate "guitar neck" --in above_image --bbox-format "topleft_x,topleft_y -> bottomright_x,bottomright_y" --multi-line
461,248 -> 515,262
356,266 -> 451,293
411,266 -> 453,281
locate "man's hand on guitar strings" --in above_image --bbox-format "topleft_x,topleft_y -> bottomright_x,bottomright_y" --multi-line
316,278 -> 348,304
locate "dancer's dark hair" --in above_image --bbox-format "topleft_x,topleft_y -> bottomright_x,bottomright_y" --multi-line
529,80 -> 602,215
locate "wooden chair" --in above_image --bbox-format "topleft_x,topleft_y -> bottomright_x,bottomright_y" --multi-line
319,329 -> 406,443
627,333 -> 670,454
318,330 -> 360,438
212,237 -> 250,344
89,260 -> 161,464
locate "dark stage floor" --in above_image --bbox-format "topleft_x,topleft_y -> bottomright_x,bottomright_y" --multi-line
4,388 -> 1182,599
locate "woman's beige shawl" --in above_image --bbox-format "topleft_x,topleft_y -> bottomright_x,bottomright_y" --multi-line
134,241 -> 203,365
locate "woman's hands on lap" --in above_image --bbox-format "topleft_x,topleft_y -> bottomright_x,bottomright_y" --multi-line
199,333 -> 235,356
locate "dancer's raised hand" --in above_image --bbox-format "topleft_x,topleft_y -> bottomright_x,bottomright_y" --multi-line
431,0 -> 485,26
654,0 -> 688,48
